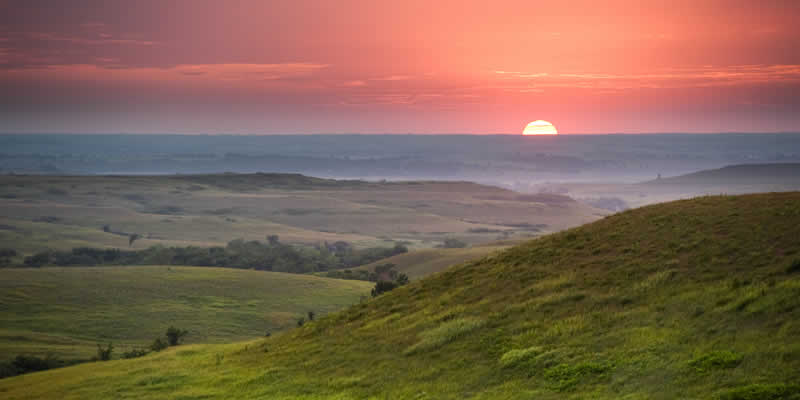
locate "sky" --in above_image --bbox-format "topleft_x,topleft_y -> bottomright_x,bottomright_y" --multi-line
1,0 -> 799,134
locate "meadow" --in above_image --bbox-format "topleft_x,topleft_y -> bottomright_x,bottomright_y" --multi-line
0,266 -> 371,361
1,192 -> 797,399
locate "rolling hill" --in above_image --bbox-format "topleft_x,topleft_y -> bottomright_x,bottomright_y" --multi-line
645,163 -> 800,185
0,266 -> 372,362
0,173 -> 604,259
352,242 -> 512,280
1,193 -> 799,399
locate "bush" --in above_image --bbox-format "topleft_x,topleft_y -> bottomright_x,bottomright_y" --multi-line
787,259 -> 800,274
96,342 -> 113,361
371,280 -> 399,297
121,348 -> 149,359
151,337 -> 169,352
297,317 -> 305,327
165,326 -> 188,346
0,355 -> 83,379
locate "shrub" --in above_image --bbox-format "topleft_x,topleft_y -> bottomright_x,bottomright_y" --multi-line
787,259 -> 800,274
151,337 -> 169,352
307,311 -> 315,321
165,326 -> 188,346
122,348 -> 149,359
371,281 -> 398,297
96,342 -> 113,361
499,346 -> 543,368
297,317 -> 305,327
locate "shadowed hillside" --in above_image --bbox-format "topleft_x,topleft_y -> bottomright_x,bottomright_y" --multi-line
1,193 -> 799,399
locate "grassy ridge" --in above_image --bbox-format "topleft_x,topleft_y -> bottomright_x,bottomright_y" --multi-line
0,267 -> 372,361
2,193 -> 799,399
353,243 -> 511,280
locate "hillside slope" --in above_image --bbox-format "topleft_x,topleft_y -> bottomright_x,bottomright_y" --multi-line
646,163 -> 800,185
0,267 -> 371,361
2,193 -> 799,399
353,243 -> 512,280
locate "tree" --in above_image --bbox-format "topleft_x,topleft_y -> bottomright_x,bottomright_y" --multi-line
128,233 -> 140,247
371,280 -> 398,297
165,326 -> 188,346
267,235 -> 280,245
307,311 -> 315,321
96,342 -> 113,361
150,337 -> 168,352
396,273 -> 410,286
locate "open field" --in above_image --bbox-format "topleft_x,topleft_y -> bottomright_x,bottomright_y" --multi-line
0,173 -> 605,260
0,266 -> 371,361
2,192 -> 798,398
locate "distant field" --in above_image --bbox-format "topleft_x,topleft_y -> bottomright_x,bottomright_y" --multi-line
0,173 -> 604,260
0,266 -> 372,361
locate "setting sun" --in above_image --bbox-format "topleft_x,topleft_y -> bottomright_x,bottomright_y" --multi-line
523,120 -> 558,135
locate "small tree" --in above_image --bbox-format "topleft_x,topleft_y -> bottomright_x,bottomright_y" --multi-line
297,317 -> 305,327
396,273 -> 410,286
165,326 -> 188,346
307,311 -> 315,321
150,337 -> 168,352
371,280 -> 398,297
96,342 -> 113,361
128,233 -> 140,247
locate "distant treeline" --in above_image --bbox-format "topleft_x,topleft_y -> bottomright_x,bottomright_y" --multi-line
19,237 -> 408,274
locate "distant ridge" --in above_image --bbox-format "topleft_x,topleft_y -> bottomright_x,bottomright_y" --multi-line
645,163 -> 800,185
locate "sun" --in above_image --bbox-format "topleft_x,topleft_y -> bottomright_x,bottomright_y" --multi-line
522,120 -> 558,135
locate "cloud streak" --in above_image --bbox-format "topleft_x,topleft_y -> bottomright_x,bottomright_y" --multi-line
493,65 -> 800,91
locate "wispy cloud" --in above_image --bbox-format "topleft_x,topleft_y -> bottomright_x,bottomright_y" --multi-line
492,65 -> 800,92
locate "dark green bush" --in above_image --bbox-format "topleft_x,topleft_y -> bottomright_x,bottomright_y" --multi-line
165,326 -> 188,346
95,342 -> 113,361
121,348 -> 149,359
150,337 -> 169,352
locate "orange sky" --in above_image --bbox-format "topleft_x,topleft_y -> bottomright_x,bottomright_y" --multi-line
1,0 -> 799,134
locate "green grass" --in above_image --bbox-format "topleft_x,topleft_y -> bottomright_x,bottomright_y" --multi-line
353,243 -> 511,280
1,193 -> 799,399
0,266 -> 371,361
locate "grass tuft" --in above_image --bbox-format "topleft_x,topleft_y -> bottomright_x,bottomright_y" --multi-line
404,317 -> 485,355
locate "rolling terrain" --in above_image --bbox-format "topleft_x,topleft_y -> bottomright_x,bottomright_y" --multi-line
0,266 -> 371,361
535,163 -> 800,210
2,192 -> 798,399
0,173 -> 604,259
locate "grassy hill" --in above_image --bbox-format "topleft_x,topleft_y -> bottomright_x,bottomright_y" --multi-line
2,193 -> 799,399
646,163 -> 800,185
353,243 -> 512,280
0,266 -> 371,361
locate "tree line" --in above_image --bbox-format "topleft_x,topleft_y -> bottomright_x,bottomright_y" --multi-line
19,237 -> 408,274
